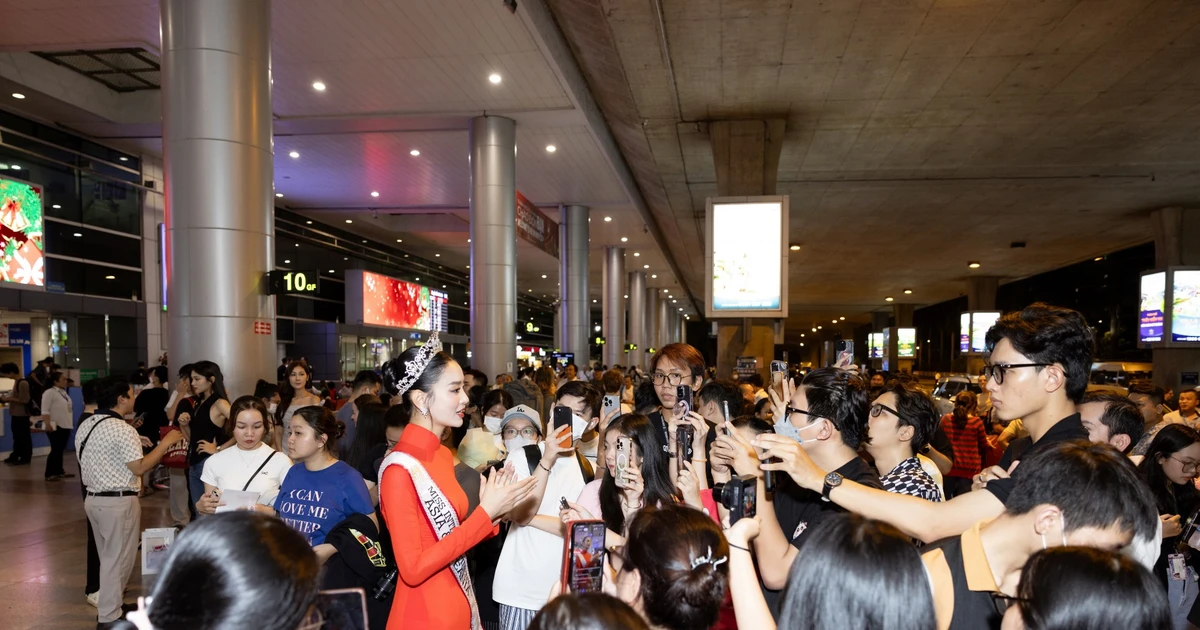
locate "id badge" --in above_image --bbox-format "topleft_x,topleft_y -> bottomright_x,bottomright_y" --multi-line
1169,553 -> 1187,581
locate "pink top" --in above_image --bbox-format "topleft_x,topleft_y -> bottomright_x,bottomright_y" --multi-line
578,479 -> 603,518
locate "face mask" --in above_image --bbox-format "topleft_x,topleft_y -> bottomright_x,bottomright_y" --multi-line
1042,514 -> 1068,550
483,415 -> 503,434
774,417 -> 824,444
504,436 -> 536,452
571,413 -> 591,442
268,403 -> 278,415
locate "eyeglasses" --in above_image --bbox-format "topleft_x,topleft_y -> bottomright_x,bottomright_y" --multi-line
651,372 -> 687,386
502,426 -> 539,439
989,592 -> 1028,616
786,406 -> 811,421
980,363 -> 1051,385
870,403 -> 899,418
1170,455 -> 1200,474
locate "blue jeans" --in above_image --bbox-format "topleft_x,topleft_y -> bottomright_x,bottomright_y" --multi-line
188,461 -> 205,520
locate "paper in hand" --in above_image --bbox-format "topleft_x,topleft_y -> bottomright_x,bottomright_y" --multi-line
215,489 -> 261,513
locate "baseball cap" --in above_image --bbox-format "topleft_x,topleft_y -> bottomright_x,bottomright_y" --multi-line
501,404 -> 542,435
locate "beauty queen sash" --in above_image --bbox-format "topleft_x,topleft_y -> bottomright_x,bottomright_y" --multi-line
379,451 -> 481,630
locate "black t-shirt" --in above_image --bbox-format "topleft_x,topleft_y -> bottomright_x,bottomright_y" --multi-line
985,414 -> 1087,504
134,387 -> 170,445
929,424 -> 954,465
358,443 -> 389,484
773,455 -> 884,549
187,395 -> 229,466
647,410 -> 671,455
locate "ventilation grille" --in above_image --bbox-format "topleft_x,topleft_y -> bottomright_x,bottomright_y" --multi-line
32,48 -> 160,92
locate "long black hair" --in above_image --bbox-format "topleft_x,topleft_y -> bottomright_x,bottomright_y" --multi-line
951,390 -> 976,430
1136,423 -> 1200,515
620,504 -> 728,630
381,344 -> 456,423
778,513 -> 936,630
345,403 -> 388,472
599,413 -> 676,534
276,360 -> 312,425
1014,546 -> 1169,630
530,593 -> 648,630
190,360 -> 229,403
113,512 -> 318,630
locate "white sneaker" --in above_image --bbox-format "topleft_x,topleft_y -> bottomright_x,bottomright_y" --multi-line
86,592 -> 98,608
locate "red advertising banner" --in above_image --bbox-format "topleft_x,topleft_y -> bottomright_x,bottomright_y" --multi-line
515,192 -> 559,259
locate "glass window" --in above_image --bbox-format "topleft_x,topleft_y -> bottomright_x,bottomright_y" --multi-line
45,222 -> 141,268
45,258 -> 142,300
80,173 -> 141,236
0,147 -> 80,222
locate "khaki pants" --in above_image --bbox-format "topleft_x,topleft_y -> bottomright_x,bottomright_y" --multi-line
85,495 -> 140,623
168,468 -> 191,526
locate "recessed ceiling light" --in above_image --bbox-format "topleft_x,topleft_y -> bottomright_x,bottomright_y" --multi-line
546,145 -> 556,153
343,257 -> 348,261
651,274 -> 657,279
488,73 -> 502,84
633,252 -> 640,257
904,289 -> 913,294
105,275 -> 116,280
73,232 -> 82,237
396,239 -> 403,243
643,264 -> 649,269
312,81 -> 326,91
968,261 -> 981,269
11,93 -> 25,99
284,259 -> 290,264
885,296 -> 894,302
818,326 -> 823,330
1093,256 -> 1103,262
527,289 -> 532,292
410,149 -> 420,157
288,151 -> 300,159
295,243 -> 299,247
415,277 -> 420,281
118,157 -> 128,162
789,244 -> 801,251
9,165 -> 18,170
305,220 -> 312,224
593,299 -> 597,303
362,239 -> 367,243
345,219 -> 352,224
541,274 -> 547,279
620,237 -> 628,242
328,269 -> 334,273
275,193 -> 283,198
839,317 -> 845,321
435,253 -> 440,257
467,238 -> 471,243
604,216 -> 612,222
812,328 -> 817,332
832,320 -> 838,324
672,300 -> 677,303
371,191 -> 379,198
663,289 -> 669,292
52,204 -> 61,209
678,308 -> 682,312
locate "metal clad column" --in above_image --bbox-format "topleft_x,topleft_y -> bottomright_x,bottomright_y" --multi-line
602,247 -> 625,368
559,205 -> 589,365
658,297 -> 671,351
645,287 -> 659,369
162,0 -> 274,398
469,116 -> 518,382
628,271 -> 646,369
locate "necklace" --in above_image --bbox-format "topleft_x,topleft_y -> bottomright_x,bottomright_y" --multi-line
235,444 -> 262,467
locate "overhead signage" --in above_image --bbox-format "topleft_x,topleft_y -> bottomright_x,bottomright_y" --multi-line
515,192 -> 559,259
704,196 -> 789,318
345,270 -> 448,333
0,177 -> 45,287
868,332 -> 883,359
959,313 -> 970,353
266,270 -> 321,296
970,312 -> 1000,353
897,328 -> 916,358
1172,270 -> 1200,342
1140,271 -> 1165,343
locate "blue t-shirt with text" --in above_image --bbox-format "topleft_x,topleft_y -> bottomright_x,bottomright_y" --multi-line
274,460 -> 373,546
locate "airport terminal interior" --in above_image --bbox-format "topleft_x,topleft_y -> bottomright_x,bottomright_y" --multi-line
0,0 -> 1199,628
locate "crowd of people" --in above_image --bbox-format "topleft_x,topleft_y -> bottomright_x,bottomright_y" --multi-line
50,301 -> 1200,629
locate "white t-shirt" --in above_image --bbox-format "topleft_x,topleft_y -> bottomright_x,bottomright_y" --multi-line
200,443 -> 292,506
492,443 -> 587,611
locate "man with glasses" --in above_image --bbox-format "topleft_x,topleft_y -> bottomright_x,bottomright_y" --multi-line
865,382 -> 943,502
753,303 -> 1098,545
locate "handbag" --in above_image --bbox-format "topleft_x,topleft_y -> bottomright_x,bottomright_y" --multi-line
160,426 -> 188,469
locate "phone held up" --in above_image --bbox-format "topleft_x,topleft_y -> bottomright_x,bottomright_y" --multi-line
614,436 -> 632,488
770,360 -> 787,388
552,405 -> 573,448
835,340 -> 854,367
676,384 -> 693,417
713,474 -> 758,525
603,394 -> 620,416
562,520 -> 607,594
676,425 -> 695,473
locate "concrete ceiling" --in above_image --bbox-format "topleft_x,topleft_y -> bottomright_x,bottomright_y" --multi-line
547,0 -> 1200,334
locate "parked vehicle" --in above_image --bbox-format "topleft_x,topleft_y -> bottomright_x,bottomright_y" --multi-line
1090,362 -> 1152,388
931,375 -> 982,416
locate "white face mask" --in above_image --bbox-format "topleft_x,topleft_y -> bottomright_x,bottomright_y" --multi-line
504,436 -> 536,452
571,413 -> 591,442
483,415 -> 503,434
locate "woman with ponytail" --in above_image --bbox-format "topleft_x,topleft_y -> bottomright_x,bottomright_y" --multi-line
939,390 -> 987,498
275,360 -> 322,455
273,405 -> 373,563
379,335 -> 538,630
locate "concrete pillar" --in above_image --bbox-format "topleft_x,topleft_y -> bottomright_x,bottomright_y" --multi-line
646,287 -> 660,367
602,247 -> 625,369
871,311 -> 890,332
893,304 -> 916,328
628,271 -> 646,369
559,204 -> 589,363
967,277 -> 1000,312
658,297 -> 671,350
1152,207 -> 1200,390
468,116 -> 518,382
162,0 -> 275,398
679,313 -> 687,346
30,317 -> 50,367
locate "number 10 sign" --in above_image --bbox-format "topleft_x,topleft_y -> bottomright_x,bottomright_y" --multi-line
266,270 -> 321,296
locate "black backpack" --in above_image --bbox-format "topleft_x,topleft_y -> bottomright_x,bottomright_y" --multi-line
24,378 -> 42,416
521,444 -> 594,483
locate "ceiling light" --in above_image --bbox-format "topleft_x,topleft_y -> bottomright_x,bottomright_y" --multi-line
604,216 -> 612,222
105,275 -> 116,280
362,240 -> 367,243
295,243 -> 299,247
118,157 -> 128,162
467,238 -> 472,243
415,277 -> 420,281
593,299 -> 597,303
343,257 -> 348,260
633,252 -> 640,257
52,204 -> 61,209
546,145 -> 556,153
620,237 -> 628,242
371,191 -> 379,198
832,320 -> 838,324
9,165 -> 18,170
305,220 -> 312,224
72,232 -> 82,237
396,239 -> 403,243
410,149 -> 420,156
12,93 -> 25,99
968,261 -> 981,269
1094,256 -> 1103,262
789,244 -> 801,251
651,274 -> 657,279
275,193 -> 283,198
288,151 -> 299,159
678,308 -> 682,312
672,300 -> 677,303
903,289 -> 913,294
643,264 -> 649,269
818,326 -> 823,330
312,81 -> 326,91
328,269 -> 334,273
839,317 -> 845,321
345,219 -> 352,224
527,289 -> 532,292
541,274 -> 547,279
488,73 -> 502,84
435,253 -> 441,257
623,294 -> 628,298
885,296 -> 894,302
812,328 -> 817,332
663,289 -> 669,292
284,259 -> 290,264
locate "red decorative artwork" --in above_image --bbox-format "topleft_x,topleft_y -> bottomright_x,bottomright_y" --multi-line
362,271 -> 431,330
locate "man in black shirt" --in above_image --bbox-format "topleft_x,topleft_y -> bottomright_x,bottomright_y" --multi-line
720,366 -> 883,590
754,303 -> 1102,544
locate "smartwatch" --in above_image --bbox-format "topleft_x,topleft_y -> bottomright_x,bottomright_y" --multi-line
821,472 -> 843,502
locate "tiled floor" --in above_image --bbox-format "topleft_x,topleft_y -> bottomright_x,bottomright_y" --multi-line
0,456 -> 174,629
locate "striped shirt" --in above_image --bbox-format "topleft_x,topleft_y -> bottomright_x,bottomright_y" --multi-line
940,414 -> 988,479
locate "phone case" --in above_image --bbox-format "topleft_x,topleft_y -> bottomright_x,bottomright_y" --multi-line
614,437 -> 630,488
561,520 -> 607,594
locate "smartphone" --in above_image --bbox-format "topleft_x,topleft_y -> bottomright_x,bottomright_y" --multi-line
713,475 -> 758,524
306,588 -> 369,630
770,360 -> 787,387
835,340 -> 854,366
603,394 -> 620,415
562,520 -> 607,594
553,405 -> 573,432
722,400 -> 732,437
560,496 -> 570,511
676,384 -> 693,417
676,425 -> 694,472
614,436 -> 631,488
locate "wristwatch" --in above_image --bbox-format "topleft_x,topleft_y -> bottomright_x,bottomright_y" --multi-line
821,472 -> 843,502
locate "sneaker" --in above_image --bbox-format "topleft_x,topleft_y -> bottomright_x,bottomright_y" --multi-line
86,591 -> 98,607
61,473 -> 76,478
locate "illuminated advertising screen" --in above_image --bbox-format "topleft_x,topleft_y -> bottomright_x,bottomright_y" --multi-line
869,333 -> 882,359
1140,272 -> 1165,343
430,290 -> 448,334
897,328 -> 916,358
1172,270 -> 1200,342
971,312 -> 1000,353
705,196 -> 788,318
959,313 -> 970,353
0,177 -> 45,287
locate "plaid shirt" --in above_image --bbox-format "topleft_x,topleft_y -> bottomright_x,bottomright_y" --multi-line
881,456 -> 942,502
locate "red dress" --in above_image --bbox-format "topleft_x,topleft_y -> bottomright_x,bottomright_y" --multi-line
381,424 -> 498,629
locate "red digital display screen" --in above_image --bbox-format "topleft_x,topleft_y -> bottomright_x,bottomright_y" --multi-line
362,271 -> 433,330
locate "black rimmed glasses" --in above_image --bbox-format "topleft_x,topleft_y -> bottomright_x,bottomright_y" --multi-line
989,592 -> 1028,616
980,363 -> 1051,385
786,406 -> 811,421
651,372 -> 687,386
870,403 -> 900,418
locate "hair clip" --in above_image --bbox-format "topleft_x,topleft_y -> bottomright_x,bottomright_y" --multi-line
690,546 -> 728,570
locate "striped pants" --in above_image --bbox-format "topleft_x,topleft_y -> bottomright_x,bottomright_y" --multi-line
498,604 -> 539,630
